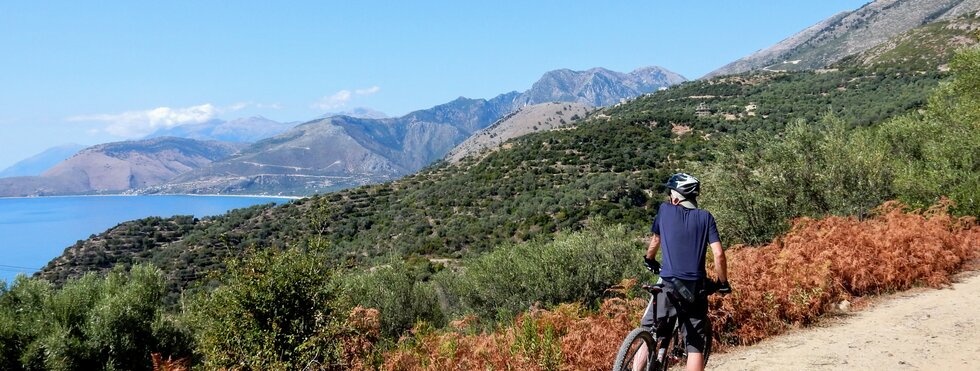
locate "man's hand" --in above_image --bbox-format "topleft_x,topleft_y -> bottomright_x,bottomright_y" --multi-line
643,256 -> 661,274
717,280 -> 732,295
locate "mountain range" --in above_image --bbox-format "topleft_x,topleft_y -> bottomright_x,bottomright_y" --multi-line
0,138 -> 245,197
141,66 -> 684,195
145,116 -> 296,143
33,0 -> 979,291
704,0 -> 980,78
0,144 -> 87,178
6,0 -> 975,199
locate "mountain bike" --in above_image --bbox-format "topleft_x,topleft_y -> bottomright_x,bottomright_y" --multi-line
612,280 -> 720,371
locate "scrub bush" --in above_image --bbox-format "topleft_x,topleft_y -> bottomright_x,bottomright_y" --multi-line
710,200 -> 980,345
373,202 -> 979,369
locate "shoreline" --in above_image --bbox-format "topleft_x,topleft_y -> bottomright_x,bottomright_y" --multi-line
0,193 -> 303,200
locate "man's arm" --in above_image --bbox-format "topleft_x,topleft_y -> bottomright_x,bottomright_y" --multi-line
710,241 -> 728,282
646,234 -> 660,260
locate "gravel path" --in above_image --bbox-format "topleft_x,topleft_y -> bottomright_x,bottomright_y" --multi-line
709,272 -> 980,371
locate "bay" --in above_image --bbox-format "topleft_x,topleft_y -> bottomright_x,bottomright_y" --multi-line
0,195 -> 293,284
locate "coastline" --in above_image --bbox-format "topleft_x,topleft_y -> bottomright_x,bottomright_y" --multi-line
0,193 -> 301,283
0,193 -> 303,200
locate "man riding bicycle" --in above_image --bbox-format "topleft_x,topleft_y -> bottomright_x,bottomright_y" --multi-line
637,173 -> 730,371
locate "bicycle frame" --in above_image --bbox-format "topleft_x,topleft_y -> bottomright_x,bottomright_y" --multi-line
613,281 -> 718,371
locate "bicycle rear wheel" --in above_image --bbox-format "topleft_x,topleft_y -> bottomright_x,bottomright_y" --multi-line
612,327 -> 656,371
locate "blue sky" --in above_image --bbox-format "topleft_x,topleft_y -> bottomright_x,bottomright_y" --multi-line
0,1 -> 868,169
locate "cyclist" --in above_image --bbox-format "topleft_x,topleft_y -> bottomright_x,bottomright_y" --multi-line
636,173 -> 730,371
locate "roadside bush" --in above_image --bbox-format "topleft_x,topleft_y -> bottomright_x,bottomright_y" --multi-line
881,48 -> 980,216
342,260 -> 445,338
701,47 -> 980,245
376,202 -> 979,369
710,200 -> 980,345
699,115 -> 893,244
379,298 -> 647,371
0,265 -> 189,370
437,223 -> 644,324
183,245 -> 349,370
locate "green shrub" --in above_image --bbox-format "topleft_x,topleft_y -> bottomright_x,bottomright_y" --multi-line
0,265 -> 188,371
183,244 -> 348,369
698,115 -> 893,244
438,223 -> 643,322
700,49 -> 980,244
883,48 -> 980,216
699,47 -> 980,244
342,260 -> 445,338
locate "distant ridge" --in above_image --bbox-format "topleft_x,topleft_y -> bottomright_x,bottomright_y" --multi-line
835,11 -> 980,70
146,66 -> 686,195
0,144 -> 86,178
444,102 -> 591,164
704,0 -> 980,78
0,137 -> 245,197
146,116 -> 296,143
321,107 -> 389,120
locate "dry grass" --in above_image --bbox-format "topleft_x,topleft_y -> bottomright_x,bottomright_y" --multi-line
356,200 -> 979,370
151,353 -> 189,371
373,297 -> 646,371
709,200 -> 979,346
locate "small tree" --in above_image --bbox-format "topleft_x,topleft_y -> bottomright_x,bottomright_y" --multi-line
184,244 -> 348,369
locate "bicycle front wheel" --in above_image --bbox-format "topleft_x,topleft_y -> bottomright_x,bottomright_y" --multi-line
612,327 -> 656,371
662,320 -> 712,370
703,320 -> 713,366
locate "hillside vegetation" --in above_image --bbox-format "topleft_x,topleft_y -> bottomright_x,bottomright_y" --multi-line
7,24 -> 980,370
377,202 -> 979,370
36,65 -> 945,293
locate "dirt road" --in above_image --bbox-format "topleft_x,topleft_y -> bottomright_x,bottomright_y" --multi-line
709,272 -> 980,371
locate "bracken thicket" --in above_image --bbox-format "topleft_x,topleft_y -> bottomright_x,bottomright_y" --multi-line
370,201 -> 979,370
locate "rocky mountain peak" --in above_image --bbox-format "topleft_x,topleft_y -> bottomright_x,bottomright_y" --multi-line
704,0 -> 980,78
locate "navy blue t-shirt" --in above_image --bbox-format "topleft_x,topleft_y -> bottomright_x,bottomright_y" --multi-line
651,203 -> 720,280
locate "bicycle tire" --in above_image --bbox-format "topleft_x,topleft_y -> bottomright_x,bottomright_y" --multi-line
659,326 -> 681,371
612,327 -> 656,371
703,320 -> 712,366
662,319 -> 712,370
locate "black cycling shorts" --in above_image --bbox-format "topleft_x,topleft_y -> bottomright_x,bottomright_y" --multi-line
639,286 -> 710,354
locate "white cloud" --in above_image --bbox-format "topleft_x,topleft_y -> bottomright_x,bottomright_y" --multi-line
226,101 -> 283,111
355,86 -> 381,95
68,101 -> 284,138
313,90 -> 353,110
226,102 -> 251,111
69,104 -> 218,137
312,86 -> 381,110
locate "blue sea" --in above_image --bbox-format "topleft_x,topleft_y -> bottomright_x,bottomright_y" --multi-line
0,195 -> 293,284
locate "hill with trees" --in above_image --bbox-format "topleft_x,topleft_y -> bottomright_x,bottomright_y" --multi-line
36,62 -> 946,293
7,13 -> 980,369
